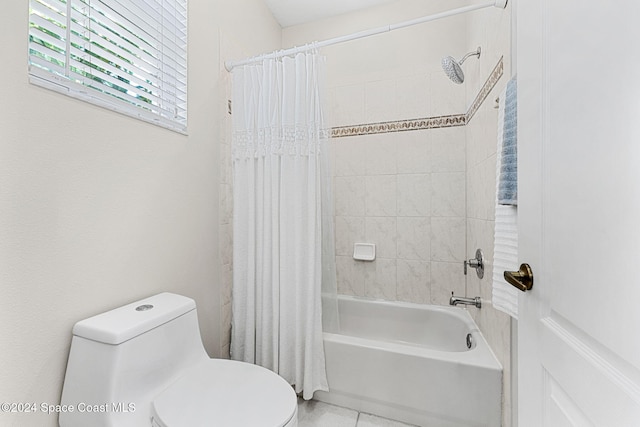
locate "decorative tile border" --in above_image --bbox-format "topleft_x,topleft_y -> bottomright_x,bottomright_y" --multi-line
331,114 -> 466,138
330,56 -> 504,138
465,56 -> 504,122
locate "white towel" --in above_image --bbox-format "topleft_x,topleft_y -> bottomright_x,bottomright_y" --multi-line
492,84 -> 519,318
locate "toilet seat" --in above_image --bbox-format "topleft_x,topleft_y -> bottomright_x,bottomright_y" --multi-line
151,359 -> 297,427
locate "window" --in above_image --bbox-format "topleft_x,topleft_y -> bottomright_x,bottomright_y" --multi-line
28,0 -> 187,133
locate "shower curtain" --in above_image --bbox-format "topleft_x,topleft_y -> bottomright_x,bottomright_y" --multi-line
230,49 -> 336,399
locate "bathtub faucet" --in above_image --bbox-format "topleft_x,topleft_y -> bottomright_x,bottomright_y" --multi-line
449,292 -> 482,308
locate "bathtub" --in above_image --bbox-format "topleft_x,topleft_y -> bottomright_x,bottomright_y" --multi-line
315,296 -> 502,427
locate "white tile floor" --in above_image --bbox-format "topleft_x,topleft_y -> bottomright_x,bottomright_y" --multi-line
297,399 -> 417,427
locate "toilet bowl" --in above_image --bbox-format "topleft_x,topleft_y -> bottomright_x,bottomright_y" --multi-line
59,293 -> 297,427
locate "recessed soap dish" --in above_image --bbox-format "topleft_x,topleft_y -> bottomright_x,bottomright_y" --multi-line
353,243 -> 376,261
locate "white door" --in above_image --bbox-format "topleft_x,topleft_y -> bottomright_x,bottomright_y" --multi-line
517,0 -> 640,425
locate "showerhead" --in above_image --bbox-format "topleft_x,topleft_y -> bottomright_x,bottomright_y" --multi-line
441,56 -> 465,84
441,47 -> 481,84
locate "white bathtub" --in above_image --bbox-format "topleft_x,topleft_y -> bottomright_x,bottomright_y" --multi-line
315,296 -> 502,427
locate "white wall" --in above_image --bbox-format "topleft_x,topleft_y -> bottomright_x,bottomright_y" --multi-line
0,1 -> 280,426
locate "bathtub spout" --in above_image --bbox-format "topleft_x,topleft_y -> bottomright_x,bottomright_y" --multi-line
449,293 -> 482,308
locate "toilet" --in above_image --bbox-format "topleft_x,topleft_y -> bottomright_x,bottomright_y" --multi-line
59,292 -> 298,427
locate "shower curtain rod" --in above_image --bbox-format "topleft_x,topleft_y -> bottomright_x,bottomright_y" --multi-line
224,0 -> 508,72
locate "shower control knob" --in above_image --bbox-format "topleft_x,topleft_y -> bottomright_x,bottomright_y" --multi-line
463,249 -> 484,279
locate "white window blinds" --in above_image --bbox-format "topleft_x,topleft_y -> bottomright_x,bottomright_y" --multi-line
29,0 -> 187,133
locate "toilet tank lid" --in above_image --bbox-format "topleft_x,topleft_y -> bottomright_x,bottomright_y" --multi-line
72,293 -> 196,345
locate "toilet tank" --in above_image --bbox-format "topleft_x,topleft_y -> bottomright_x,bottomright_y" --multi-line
59,293 -> 209,427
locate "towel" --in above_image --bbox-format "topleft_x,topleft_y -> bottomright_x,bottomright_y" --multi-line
492,81 -> 519,318
498,78 -> 517,205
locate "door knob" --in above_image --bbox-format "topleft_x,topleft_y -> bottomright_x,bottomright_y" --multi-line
503,263 -> 534,292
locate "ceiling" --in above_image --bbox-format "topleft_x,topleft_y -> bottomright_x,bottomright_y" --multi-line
264,0 -> 397,28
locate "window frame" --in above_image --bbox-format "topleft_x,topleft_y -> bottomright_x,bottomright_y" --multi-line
28,0 -> 188,134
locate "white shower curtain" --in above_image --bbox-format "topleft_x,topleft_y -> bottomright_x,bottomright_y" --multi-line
230,49 -> 333,399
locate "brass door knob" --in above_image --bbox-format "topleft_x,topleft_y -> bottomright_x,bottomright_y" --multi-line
504,264 -> 534,292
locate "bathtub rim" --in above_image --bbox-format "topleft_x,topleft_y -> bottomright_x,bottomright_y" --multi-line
328,294 -> 503,372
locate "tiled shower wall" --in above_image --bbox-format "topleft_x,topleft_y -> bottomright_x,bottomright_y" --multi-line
219,86 -> 233,359
464,4 -> 514,426
331,126 -> 467,305
328,56 -> 504,308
